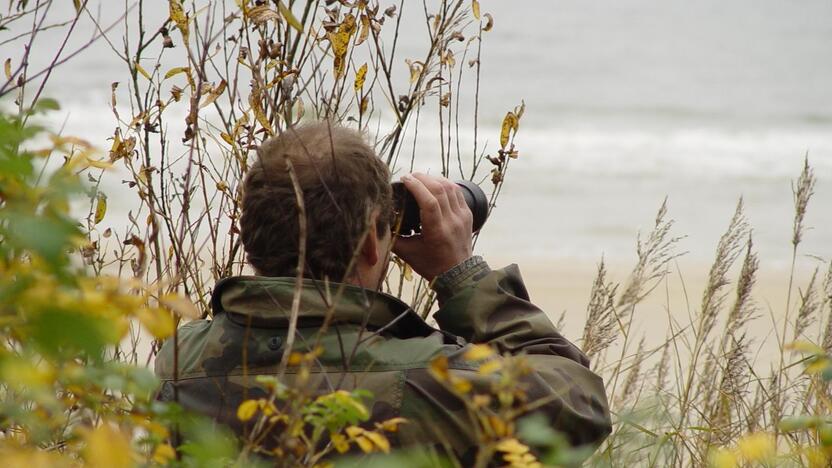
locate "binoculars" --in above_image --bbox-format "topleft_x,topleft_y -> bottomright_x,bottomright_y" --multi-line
392,179 -> 489,236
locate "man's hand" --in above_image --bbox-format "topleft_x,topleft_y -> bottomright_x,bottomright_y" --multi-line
393,173 -> 474,281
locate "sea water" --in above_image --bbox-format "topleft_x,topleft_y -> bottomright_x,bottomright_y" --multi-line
23,0 -> 832,269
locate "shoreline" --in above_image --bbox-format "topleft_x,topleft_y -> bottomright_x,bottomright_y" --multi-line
486,255 -> 826,360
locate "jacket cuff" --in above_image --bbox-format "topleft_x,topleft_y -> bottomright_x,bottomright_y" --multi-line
432,255 -> 491,303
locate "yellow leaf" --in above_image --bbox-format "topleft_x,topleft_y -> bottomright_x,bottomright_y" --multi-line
377,417 -> 407,433
354,435 -> 374,453
152,444 -> 176,465
73,0 -> 82,12
160,293 -> 200,319
500,111 -> 518,148
328,31 -> 351,79
128,111 -> 147,128
405,59 -> 423,84
331,433 -> 350,454
169,0 -> 189,42
340,13 -> 357,36
472,0 -> 480,20
144,421 -> 169,439
496,438 -> 530,455
363,431 -> 390,453
83,424 -> 133,468
109,131 -> 136,161
136,307 -> 175,339
232,112 -> 249,137
249,92 -> 273,134
237,399 -> 259,422
483,13 -> 494,32
164,66 -> 191,80
170,85 -> 184,101
94,192 -> 107,225
356,14 -> 370,46
709,449 -> 738,468
4,58 -> 11,80
214,79 -> 227,96
472,394 -> 491,408
84,157 -> 114,170
287,352 -> 304,366
786,340 -> 824,355
199,79 -> 227,108
805,446 -> 830,468
429,355 -> 449,381
354,63 -> 368,92
220,132 -> 234,146
464,344 -> 494,361
0,359 -> 54,388
452,377 -> 471,393
345,426 -> 364,438
737,432 -> 775,462
489,416 -> 508,437
259,399 -> 276,416
135,62 -> 151,80
278,1 -> 304,32
806,358 -> 831,374
478,360 -> 502,375
51,134 -> 93,148
246,5 -> 279,25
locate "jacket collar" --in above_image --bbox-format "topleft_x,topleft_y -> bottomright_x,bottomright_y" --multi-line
211,276 -> 438,339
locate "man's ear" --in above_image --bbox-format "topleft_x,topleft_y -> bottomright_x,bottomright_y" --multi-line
360,219 -> 380,267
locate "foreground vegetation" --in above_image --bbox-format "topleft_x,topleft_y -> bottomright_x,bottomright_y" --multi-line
1,0 -> 830,466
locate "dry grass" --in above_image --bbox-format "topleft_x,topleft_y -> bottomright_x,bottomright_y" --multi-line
582,158 -> 830,467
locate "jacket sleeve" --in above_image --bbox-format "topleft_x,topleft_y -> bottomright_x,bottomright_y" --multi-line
432,263 -> 612,449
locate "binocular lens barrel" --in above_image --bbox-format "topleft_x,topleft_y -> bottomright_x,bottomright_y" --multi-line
392,180 -> 489,235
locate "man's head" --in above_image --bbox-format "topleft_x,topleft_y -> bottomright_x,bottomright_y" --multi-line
240,122 -> 393,287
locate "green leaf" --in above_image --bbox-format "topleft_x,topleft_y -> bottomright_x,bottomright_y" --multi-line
778,415 -> 822,432
278,1 -> 304,32
335,448 -> 454,468
1,212 -> 79,265
29,308 -> 119,358
125,365 -> 161,400
33,97 -> 60,112
178,415 -> 243,467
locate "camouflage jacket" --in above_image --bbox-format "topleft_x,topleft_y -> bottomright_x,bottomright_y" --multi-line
155,263 -> 611,461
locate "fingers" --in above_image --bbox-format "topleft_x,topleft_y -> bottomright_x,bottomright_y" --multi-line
402,173 -> 449,224
412,173 -> 454,215
395,173 -> 475,280
443,178 -> 463,212
454,188 -> 467,215
391,234 -> 421,261
401,172 -> 473,236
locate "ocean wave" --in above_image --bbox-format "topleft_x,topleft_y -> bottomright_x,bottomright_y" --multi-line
513,126 -> 832,179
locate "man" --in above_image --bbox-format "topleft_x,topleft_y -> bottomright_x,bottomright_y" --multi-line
155,123 -> 611,461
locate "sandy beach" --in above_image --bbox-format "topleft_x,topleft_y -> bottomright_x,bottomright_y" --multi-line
484,254 -> 824,367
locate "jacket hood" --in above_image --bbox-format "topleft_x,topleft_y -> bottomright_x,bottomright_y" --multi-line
211,276 -> 438,338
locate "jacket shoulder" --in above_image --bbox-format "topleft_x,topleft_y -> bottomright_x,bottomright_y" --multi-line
154,319 -> 212,379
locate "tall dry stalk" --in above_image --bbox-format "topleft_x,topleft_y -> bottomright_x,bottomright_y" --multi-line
822,261 -> 832,351
782,156 -> 816,353
793,268 -> 820,341
723,235 -> 759,343
606,199 -> 684,400
582,258 -> 619,364
676,200 -> 748,423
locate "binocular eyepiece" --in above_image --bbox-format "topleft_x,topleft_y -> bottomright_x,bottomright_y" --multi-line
392,179 -> 489,236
